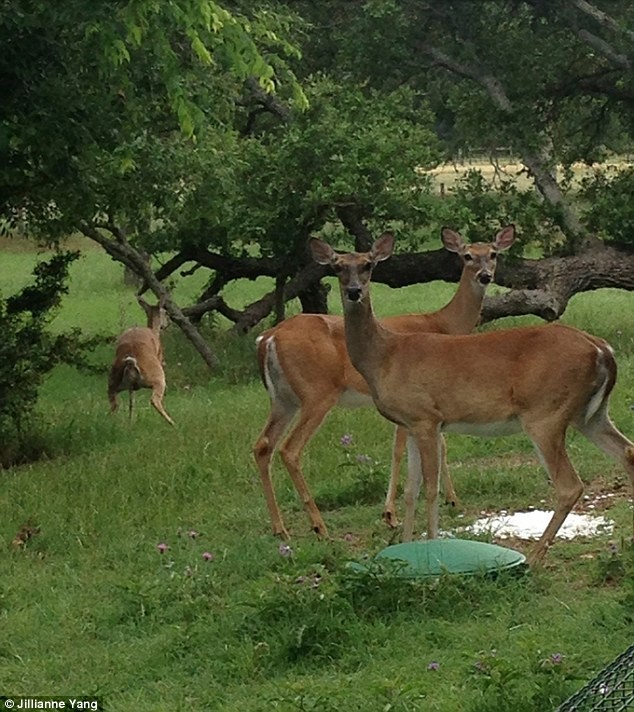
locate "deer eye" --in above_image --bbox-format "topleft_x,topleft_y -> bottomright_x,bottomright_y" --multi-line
490,251 -> 497,259
464,253 -> 473,261
362,262 -> 372,272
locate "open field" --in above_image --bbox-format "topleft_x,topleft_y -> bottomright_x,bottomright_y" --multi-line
1,241 -> 633,711
428,156 -> 634,193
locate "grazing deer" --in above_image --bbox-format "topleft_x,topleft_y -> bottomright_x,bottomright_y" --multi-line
108,295 -> 175,426
253,226 -> 515,539
310,232 -> 634,565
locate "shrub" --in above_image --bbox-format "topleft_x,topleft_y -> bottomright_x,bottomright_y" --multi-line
579,167 -> 634,247
0,251 -> 93,466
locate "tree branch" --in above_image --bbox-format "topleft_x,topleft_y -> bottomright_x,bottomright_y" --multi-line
244,76 -> 291,122
335,203 -> 375,251
571,0 -> 634,44
416,38 -> 584,240
78,221 -> 219,370
576,28 -> 631,70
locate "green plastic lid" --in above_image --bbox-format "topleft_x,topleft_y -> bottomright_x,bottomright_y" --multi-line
349,539 -> 526,578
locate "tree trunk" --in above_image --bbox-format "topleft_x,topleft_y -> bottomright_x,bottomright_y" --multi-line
298,280 -> 330,314
274,275 -> 286,324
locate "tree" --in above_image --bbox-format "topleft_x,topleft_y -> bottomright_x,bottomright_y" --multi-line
273,0 -> 634,320
2,0 -> 634,349
0,252 -> 87,466
1,0 -> 304,362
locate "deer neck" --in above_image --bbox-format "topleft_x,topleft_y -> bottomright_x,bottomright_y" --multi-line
342,295 -> 389,385
146,311 -> 163,336
432,270 -> 486,333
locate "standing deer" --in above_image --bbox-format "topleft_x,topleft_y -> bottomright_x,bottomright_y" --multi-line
108,295 -> 175,426
310,232 -> 634,565
253,226 -> 515,539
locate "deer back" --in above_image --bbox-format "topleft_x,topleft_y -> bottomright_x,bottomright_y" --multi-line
113,326 -> 164,386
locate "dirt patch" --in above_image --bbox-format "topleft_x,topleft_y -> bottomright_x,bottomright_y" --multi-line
576,476 -> 632,513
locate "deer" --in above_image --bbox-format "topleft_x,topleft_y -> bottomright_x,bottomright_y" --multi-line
108,295 -> 175,426
253,226 -> 515,540
310,232 -> 634,565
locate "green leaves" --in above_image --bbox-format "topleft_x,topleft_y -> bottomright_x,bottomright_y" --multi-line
0,1 -> 302,237
0,252 -> 79,465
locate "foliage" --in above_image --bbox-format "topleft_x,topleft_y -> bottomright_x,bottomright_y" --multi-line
579,167 -> 634,247
0,0 -> 303,238
315,432 -> 390,510
0,252 -> 91,466
3,0 -> 634,338
297,0 -> 634,168
466,647 -> 582,712
158,76 -> 441,258
419,170 -> 560,253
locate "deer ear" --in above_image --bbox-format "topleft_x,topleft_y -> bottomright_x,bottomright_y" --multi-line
371,232 -> 395,262
136,295 -> 150,312
441,227 -> 465,254
494,225 -> 515,251
309,237 -> 336,265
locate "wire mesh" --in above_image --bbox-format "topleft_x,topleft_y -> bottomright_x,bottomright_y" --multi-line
556,643 -> 634,711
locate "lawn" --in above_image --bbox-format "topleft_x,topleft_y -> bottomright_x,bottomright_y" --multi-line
0,238 -> 633,711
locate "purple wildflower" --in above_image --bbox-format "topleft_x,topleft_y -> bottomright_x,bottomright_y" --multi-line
202,551 -> 214,562
279,543 -> 293,557
340,433 -> 353,447
157,542 -> 169,554
427,661 -> 440,671
550,653 -> 564,664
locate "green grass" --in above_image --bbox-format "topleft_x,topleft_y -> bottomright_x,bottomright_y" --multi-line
1,242 -> 634,711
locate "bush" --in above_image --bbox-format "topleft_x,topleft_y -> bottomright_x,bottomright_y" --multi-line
579,167 -> 634,247
0,251 -> 93,466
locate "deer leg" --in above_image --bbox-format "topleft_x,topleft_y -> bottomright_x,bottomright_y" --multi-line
253,401 -> 298,540
109,391 -> 119,414
402,426 -> 441,541
439,435 -> 458,507
577,408 -> 634,482
383,425 -> 407,527
150,384 -> 175,426
278,398 -> 338,538
108,366 -> 123,414
385,431 -> 457,529
525,424 -> 583,566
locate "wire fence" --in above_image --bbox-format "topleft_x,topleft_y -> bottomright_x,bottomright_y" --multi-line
556,643 -> 634,711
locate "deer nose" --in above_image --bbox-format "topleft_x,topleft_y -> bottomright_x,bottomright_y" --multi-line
479,272 -> 492,285
346,286 -> 362,301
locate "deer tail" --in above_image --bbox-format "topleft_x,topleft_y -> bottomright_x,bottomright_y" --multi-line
123,356 -> 140,422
